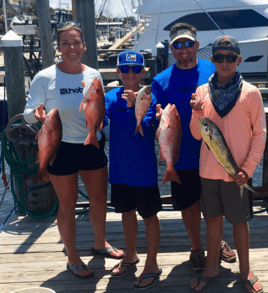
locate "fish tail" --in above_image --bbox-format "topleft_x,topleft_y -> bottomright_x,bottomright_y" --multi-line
162,167 -> 181,184
134,124 -> 144,136
243,183 -> 259,196
84,133 -> 100,149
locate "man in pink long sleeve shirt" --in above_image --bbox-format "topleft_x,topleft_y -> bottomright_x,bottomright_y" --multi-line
190,35 -> 266,293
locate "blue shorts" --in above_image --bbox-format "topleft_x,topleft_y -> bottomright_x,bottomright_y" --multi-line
171,169 -> 201,211
111,184 -> 162,219
47,138 -> 107,176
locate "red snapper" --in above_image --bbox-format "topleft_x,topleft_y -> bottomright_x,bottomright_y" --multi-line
80,77 -> 105,149
156,103 -> 181,184
35,108 -> 62,182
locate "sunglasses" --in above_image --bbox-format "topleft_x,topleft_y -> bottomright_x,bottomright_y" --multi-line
57,21 -> 81,28
119,65 -> 143,74
172,40 -> 196,49
213,54 -> 239,63
57,21 -> 83,32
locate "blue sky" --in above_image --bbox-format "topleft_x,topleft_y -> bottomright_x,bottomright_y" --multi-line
49,0 -> 135,17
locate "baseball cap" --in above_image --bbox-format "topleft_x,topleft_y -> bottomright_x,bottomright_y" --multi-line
170,28 -> 196,45
212,35 -> 240,54
116,50 -> 145,67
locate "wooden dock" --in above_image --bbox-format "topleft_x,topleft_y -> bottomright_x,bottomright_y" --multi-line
0,202 -> 267,293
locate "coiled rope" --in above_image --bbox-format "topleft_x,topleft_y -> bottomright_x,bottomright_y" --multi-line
0,123 -> 92,226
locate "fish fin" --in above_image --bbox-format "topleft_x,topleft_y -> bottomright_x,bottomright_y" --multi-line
155,126 -> 160,140
134,124 -> 144,136
162,167 -> 181,184
158,150 -> 164,164
79,100 -> 84,112
49,154 -> 57,166
205,142 -> 211,151
35,130 -> 40,140
35,154 -> 39,164
84,133 -> 100,149
243,183 -> 259,196
97,121 -> 103,132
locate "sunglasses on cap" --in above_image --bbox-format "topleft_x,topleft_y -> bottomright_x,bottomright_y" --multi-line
119,65 -> 143,74
213,54 -> 239,63
57,21 -> 83,31
172,40 -> 196,49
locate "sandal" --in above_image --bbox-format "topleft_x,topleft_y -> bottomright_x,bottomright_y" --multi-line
67,262 -> 94,279
241,273 -> 263,293
91,246 -> 125,259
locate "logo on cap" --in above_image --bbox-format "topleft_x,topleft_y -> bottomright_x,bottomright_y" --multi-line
126,54 -> 136,62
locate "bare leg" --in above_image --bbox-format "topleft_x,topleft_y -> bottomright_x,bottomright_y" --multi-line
49,173 -> 93,277
181,200 -> 202,251
233,222 -> 263,293
134,215 -> 161,287
111,209 -> 138,275
190,215 -> 223,291
80,167 -> 124,258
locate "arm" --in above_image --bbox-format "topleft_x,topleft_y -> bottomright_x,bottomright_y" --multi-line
24,74 -> 47,124
190,89 -> 205,141
240,89 -> 267,179
151,79 -> 167,127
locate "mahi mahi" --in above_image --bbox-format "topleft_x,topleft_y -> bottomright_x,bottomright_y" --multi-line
198,117 -> 258,195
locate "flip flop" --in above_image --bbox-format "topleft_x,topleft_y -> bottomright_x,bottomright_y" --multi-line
67,262 -> 94,279
241,273 -> 263,293
110,258 -> 140,278
190,273 -> 220,292
91,246 -> 125,259
134,268 -> 162,290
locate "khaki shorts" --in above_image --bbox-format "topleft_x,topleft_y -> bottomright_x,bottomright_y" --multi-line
200,178 -> 253,225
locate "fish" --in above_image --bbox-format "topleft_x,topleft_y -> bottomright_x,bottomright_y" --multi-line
80,77 -> 105,149
198,117 -> 258,196
35,108 -> 62,182
156,103 -> 181,184
134,86 -> 151,136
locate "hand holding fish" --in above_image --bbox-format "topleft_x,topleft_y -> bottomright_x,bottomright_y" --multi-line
156,104 -> 164,122
34,103 -> 47,124
122,90 -> 136,107
190,93 -> 204,111
232,168 -> 249,187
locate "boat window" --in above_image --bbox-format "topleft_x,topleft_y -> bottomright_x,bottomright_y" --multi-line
164,9 -> 268,31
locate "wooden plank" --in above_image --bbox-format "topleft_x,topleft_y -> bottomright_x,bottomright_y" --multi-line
0,206 -> 267,293
108,23 -> 145,50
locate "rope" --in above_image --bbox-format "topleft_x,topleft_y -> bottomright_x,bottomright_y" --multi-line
1,127 -> 59,220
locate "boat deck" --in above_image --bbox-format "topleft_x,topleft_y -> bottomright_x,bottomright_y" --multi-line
0,202 -> 267,293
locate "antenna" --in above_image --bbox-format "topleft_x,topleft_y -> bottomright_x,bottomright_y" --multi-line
193,0 -> 224,35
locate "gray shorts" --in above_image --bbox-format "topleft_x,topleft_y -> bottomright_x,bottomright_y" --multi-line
200,178 -> 253,225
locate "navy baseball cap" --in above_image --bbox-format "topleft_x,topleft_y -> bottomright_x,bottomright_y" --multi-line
212,35 -> 240,54
116,50 -> 145,67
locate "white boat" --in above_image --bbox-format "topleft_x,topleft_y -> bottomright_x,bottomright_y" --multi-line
134,0 -> 268,76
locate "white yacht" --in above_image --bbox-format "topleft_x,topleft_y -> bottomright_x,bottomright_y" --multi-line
134,0 -> 268,76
